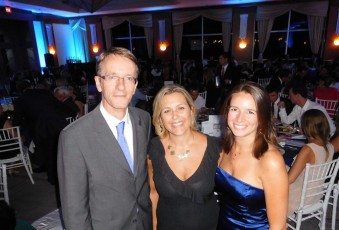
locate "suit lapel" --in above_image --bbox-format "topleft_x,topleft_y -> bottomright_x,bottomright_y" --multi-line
128,109 -> 148,176
129,109 -> 141,176
91,107 -> 133,174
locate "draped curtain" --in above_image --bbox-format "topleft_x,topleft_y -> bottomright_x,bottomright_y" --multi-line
69,18 -> 90,63
173,25 -> 183,83
307,16 -> 325,55
256,19 -> 274,63
172,8 -> 232,78
102,14 -> 153,58
256,1 -> 328,60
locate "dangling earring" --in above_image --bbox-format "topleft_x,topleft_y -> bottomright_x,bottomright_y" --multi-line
159,119 -> 164,132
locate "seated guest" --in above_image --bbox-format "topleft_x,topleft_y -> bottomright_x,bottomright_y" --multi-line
266,84 -> 292,122
13,80 -> 68,185
278,79 -> 336,137
68,85 -> 85,117
53,86 -> 79,118
268,69 -> 291,93
287,109 -> 334,216
189,84 -> 206,112
313,76 -> 339,115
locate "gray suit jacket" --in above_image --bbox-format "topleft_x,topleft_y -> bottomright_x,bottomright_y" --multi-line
57,106 -> 152,230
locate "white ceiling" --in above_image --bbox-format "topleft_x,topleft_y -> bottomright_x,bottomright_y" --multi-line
0,0 -> 284,18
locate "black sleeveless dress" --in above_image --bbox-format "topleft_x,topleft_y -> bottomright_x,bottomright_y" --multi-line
148,135 -> 221,230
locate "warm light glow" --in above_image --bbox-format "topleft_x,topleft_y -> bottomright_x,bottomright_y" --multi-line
5,7 -> 11,13
48,46 -> 56,55
239,40 -> 247,49
159,42 -> 167,51
92,44 -> 99,53
334,37 -> 339,46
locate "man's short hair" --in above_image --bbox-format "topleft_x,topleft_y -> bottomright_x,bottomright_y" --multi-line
266,84 -> 279,94
288,78 -> 307,98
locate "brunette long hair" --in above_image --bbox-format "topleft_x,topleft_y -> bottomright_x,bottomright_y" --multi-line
222,82 -> 277,159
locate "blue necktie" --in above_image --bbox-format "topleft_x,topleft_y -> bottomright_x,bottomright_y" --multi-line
116,121 -> 133,172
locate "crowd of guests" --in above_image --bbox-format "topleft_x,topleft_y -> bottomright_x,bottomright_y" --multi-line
0,47 -> 339,229
0,66 -> 88,217
11,78 -> 86,185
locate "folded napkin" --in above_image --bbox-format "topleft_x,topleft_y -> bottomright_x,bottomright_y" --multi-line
290,134 -> 306,139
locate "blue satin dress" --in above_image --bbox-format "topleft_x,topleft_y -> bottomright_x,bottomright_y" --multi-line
215,167 -> 269,229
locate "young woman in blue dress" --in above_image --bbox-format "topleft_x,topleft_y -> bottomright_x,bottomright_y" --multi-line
216,82 -> 288,229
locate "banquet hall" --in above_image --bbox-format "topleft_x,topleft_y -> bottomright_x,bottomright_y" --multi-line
0,0 -> 338,229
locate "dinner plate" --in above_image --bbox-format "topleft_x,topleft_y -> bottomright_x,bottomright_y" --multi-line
276,126 -> 293,134
290,134 -> 306,139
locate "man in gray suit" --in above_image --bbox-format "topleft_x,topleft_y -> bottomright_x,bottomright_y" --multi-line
57,47 -> 152,230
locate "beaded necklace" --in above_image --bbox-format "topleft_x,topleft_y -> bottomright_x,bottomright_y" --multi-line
167,133 -> 194,160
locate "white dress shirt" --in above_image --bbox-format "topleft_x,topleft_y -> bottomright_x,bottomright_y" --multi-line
194,95 -> 206,111
100,103 -> 134,163
279,99 -> 336,136
221,64 -> 228,76
272,97 -> 280,119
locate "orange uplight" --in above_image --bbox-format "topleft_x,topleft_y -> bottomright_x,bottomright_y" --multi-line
48,46 -> 56,55
334,36 -> 339,46
159,42 -> 167,51
239,40 -> 247,49
5,7 -> 11,13
92,44 -> 99,53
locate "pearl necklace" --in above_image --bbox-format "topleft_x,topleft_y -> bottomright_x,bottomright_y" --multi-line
167,134 -> 194,160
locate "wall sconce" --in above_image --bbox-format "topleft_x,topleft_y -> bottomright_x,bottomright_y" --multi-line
158,20 -> 167,51
334,10 -> 339,46
5,7 -> 11,13
239,40 -> 247,49
48,46 -> 56,55
45,24 -> 56,54
239,14 -> 248,49
160,43 -> 167,51
90,24 -> 99,53
92,44 -> 99,53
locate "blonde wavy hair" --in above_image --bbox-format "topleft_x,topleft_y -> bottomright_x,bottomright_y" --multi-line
152,84 -> 198,138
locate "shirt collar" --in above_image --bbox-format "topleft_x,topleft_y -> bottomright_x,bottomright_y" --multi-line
274,97 -> 280,105
100,102 -> 130,126
301,99 -> 310,110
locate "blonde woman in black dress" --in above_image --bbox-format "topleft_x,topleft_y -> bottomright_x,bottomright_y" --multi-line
148,84 -> 221,230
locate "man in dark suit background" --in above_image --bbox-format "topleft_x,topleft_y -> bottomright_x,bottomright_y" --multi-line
57,47 -> 152,230
268,69 -> 291,93
215,52 -> 240,113
218,52 -> 239,89
13,79 -> 69,185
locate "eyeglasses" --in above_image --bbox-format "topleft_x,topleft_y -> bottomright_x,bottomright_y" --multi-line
98,75 -> 137,84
